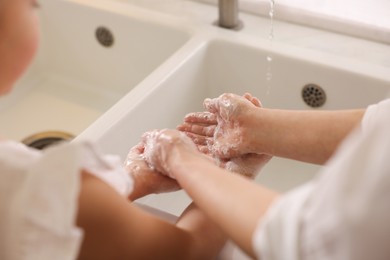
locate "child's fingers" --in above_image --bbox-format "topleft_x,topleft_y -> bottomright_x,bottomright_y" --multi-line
177,123 -> 216,137
203,97 -> 219,114
243,92 -> 262,107
184,111 -> 217,125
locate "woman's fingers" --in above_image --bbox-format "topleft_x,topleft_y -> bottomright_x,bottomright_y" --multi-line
125,142 -> 145,163
142,129 -> 199,179
181,132 -> 214,156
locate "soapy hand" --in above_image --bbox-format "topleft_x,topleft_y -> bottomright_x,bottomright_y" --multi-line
217,153 -> 272,179
204,92 -> 263,158
124,142 -> 180,200
142,129 -> 205,179
178,93 -> 272,179
179,93 -> 259,158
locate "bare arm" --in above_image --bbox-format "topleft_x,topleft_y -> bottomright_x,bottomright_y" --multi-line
248,108 -> 365,164
142,129 -> 279,258
76,171 -> 226,260
179,93 -> 365,165
173,154 -> 278,258
125,142 -> 181,201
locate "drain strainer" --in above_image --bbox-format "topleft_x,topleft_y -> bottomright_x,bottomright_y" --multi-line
95,26 -> 114,47
302,84 -> 326,108
22,131 -> 74,150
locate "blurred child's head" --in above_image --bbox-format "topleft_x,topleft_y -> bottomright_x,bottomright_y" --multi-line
0,0 -> 40,95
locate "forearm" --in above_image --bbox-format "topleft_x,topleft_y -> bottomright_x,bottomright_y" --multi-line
176,203 -> 227,259
128,182 -> 149,201
172,154 -> 279,258
248,108 -> 365,164
77,172 -> 224,260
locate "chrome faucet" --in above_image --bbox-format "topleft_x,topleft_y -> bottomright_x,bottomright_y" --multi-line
218,0 -> 243,30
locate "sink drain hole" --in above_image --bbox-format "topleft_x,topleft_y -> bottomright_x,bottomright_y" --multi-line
22,131 -> 75,150
302,84 -> 326,108
96,26 -> 114,47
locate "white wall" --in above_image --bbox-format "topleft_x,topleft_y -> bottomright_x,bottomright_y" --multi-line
194,0 -> 390,44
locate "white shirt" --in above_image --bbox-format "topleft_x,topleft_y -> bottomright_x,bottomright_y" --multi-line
0,141 -> 133,260
253,99 -> 390,260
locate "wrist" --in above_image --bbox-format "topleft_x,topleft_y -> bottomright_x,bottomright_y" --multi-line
241,106 -> 270,154
128,181 -> 149,201
167,146 -> 210,179
126,168 -> 156,201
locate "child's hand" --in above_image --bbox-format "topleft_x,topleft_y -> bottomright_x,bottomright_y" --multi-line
177,111 -> 216,156
125,142 -> 180,201
218,153 -> 272,179
203,92 -> 261,158
179,93 -> 261,158
178,93 -> 272,179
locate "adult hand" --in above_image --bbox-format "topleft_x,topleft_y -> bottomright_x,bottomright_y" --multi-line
124,142 -> 181,201
142,129 -> 211,179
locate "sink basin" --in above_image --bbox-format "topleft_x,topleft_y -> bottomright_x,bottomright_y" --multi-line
77,33 -> 390,258
0,0 -> 191,141
2,0 -> 389,258
80,35 -> 390,212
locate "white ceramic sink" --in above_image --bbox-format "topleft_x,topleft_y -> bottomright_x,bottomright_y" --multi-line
77,29 -> 390,258
2,0 -> 390,259
81,33 -> 390,217
0,0 -> 191,141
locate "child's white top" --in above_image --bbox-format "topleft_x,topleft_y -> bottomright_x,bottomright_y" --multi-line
253,98 -> 390,260
0,141 -> 133,260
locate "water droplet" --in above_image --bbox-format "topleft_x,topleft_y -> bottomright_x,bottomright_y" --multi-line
266,72 -> 273,81
270,0 -> 275,10
268,31 -> 274,41
264,0 -> 276,96
269,10 -> 274,18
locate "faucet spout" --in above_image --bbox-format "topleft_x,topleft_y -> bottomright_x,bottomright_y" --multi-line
218,0 -> 243,30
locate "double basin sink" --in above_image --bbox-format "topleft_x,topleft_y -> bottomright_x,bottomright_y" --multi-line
1,0 -> 390,258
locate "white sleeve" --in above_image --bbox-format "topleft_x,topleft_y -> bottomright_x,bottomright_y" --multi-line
75,141 -> 133,197
252,98 -> 390,260
0,141 -> 133,260
361,98 -> 390,133
299,98 -> 390,260
252,183 -> 314,260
